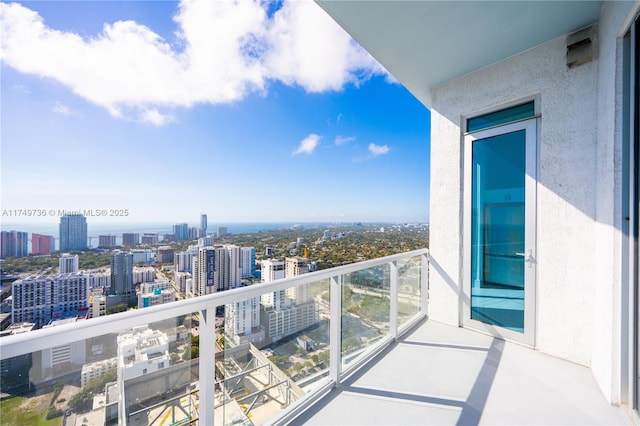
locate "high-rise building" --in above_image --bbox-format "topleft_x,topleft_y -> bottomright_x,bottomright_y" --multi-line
59,214 -> 88,251
110,251 -> 134,298
240,247 -> 257,278
173,223 -> 189,241
198,236 -> 214,247
11,273 -> 89,326
285,256 -> 311,304
59,253 -> 79,274
122,233 -> 139,246
261,259 -> 285,283
98,235 -> 117,248
174,272 -> 191,293
132,267 -> 155,284
190,245 -> 239,296
192,247 -> 215,297
261,259 -> 286,310
258,258 -> 318,345
174,249 -> 197,274
140,233 -> 158,245
286,256 -> 310,278
156,246 -> 175,263
200,214 -> 207,235
225,296 -> 263,346
0,230 -> 28,258
188,227 -> 199,240
130,249 -> 152,264
225,245 -> 242,290
85,272 -> 110,290
31,233 -> 54,255
218,226 -> 228,237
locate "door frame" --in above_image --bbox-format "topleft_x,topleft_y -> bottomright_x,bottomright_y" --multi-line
462,117 -> 538,347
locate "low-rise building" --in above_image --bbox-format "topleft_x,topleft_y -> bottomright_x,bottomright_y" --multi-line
81,357 -> 117,388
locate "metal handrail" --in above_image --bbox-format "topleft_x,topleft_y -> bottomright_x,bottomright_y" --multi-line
0,249 -> 428,359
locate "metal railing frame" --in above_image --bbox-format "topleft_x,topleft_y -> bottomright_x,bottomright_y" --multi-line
0,248 -> 429,425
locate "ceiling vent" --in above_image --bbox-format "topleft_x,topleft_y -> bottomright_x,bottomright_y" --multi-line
567,24 -> 597,68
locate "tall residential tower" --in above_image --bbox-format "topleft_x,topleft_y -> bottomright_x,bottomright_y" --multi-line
59,214 -> 87,251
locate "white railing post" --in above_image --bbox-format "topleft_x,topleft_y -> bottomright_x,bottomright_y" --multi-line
421,253 -> 429,317
329,274 -> 342,384
199,302 -> 216,426
389,261 -> 398,339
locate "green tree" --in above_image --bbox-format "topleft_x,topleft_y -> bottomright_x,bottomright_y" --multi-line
106,303 -> 128,315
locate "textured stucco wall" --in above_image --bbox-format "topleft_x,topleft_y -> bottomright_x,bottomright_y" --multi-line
430,32 -> 599,363
429,2 -> 637,404
593,0 -> 637,406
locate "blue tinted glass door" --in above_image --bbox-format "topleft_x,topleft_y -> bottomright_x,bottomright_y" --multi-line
471,130 -> 526,332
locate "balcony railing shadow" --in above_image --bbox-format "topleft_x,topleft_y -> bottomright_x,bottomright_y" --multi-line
292,318 -> 628,426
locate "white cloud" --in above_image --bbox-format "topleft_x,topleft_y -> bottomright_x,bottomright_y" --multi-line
264,1 -> 384,92
140,108 -> 174,126
293,134 -> 321,156
335,136 -> 355,145
368,143 -> 390,156
0,0 -> 386,125
52,102 -> 72,116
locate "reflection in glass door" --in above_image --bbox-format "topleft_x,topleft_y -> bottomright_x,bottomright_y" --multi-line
471,130 -> 526,332
464,118 -> 536,344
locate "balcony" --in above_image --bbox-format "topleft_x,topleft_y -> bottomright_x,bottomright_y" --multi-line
0,249 -> 628,425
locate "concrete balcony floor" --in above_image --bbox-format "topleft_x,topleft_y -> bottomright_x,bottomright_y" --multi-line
294,320 -> 630,425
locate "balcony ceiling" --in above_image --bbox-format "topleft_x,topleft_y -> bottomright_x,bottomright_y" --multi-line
316,1 -> 604,108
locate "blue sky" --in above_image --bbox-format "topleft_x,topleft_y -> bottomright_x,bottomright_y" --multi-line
0,0 -> 430,227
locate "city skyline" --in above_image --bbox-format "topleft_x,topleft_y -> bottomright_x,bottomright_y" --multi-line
0,0 -> 431,226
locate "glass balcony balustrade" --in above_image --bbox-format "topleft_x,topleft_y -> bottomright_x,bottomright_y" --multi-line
0,249 -> 428,426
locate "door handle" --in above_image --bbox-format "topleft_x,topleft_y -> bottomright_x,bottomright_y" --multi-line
515,250 -> 535,267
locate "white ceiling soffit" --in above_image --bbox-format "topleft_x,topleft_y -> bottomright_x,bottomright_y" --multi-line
316,1 -> 604,108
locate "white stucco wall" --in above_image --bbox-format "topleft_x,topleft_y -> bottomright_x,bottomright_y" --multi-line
592,0 -> 636,406
430,25 -> 600,365
429,2 -> 638,405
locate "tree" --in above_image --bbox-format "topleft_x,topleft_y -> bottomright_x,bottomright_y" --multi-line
106,303 -> 128,315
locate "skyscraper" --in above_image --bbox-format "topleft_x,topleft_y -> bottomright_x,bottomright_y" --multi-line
98,235 -> 116,248
59,253 -> 79,274
225,245 -> 242,290
0,231 -> 28,258
240,247 -> 256,278
200,214 -> 207,235
260,259 -> 286,310
110,251 -> 134,301
32,233 -> 54,255
190,245 -> 239,297
173,223 -> 189,241
59,214 -> 87,251
122,233 -> 139,246
192,246 -> 215,297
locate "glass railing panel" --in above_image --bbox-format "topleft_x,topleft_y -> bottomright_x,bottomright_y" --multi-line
0,313 -> 196,426
341,264 -> 390,370
397,255 -> 423,328
218,279 -> 330,426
